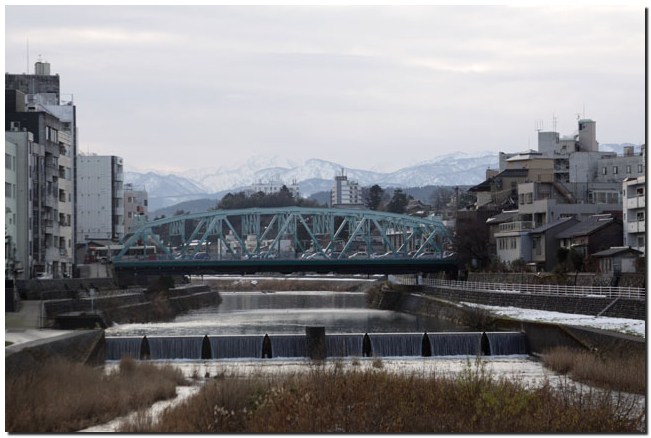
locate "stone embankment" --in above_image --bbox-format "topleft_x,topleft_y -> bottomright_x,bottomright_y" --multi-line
467,272 -> 645,288
6,280 -> 222,375
11,279 -> 222,327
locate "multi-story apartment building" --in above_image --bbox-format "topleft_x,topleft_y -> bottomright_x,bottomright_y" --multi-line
5,140 -> 18,278
6,99 -> 75,278
124,183 -> 149,233
331,170 -> 363,208
5,61 -> 77,278
622,175 -> 645,253
249,179 -> 300,198
76,155 -> 125,242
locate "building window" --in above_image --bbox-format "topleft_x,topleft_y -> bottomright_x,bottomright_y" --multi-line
638,236 -> 645,248
613,166 -> 618,175
636,211 -> 644,222
636,187 -> 644,197
5,182 -> 12,197
638,164 -> 644,173
626,165 -> 632,174
602,167 -> 607,175
5,153 -> 12,170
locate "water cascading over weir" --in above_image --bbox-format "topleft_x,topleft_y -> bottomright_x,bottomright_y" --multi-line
105,331 -> 528,361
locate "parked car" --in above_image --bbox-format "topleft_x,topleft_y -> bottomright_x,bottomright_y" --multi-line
193,252 -> 210,260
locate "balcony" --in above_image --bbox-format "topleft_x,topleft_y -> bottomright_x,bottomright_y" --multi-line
626,196 -> 645,210
626,221 -> 645,234
498,221 -> 534,232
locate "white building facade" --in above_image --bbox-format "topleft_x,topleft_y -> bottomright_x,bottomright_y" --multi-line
331,171 -> 363,208
622,176 -> 645,253
5,140 -> 18,278
250,179 -> 300,198
124,183 -> 149,233
76,155 -> 125,242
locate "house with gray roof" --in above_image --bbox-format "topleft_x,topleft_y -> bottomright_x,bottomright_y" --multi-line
528,216 -> 579,271
555,214 -> 623,259
592,246 -> 643,274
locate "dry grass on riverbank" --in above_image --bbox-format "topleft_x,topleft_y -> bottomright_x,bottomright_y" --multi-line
541,347 -> 646,395
119,360 -> 643,433
5,357 -> 187,433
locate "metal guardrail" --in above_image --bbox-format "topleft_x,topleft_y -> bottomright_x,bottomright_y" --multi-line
390,276 -> 646,300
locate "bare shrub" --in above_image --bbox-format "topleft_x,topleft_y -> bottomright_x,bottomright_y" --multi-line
5,358 -> 186,433
138,362 -> 643,433
542,347 -> 646,394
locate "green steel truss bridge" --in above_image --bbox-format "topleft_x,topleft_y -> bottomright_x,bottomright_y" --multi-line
113,207 -> 457,276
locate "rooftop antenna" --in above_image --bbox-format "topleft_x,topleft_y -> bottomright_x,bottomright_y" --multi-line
26,38 -> 29,74
552,113 -> 557,132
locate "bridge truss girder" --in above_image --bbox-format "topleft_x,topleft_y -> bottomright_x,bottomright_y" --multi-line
114,207 -> 452,262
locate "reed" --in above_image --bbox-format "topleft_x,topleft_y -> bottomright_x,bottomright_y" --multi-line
5,357 -> 187,433
120,360 -> 644,433
541,346 -> 646,394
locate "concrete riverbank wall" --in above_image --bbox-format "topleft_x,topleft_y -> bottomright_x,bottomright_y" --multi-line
5,330 -> 105,377
418,284 -> 644,320
372,286 -> 645,357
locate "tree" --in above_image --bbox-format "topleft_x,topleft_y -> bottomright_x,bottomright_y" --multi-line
364,184 -> 385,211
453,214 -> 491,270
386,188 -> 410,214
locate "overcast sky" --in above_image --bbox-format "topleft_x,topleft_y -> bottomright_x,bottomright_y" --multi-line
5,5 -> 646,173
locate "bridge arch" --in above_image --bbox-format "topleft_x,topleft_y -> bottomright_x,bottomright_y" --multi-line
115,207 -> 453,263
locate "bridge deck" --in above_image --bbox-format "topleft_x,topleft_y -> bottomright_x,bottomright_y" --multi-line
112,258 -> 458,276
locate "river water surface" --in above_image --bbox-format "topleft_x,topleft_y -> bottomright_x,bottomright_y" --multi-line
106,290 -> 462,337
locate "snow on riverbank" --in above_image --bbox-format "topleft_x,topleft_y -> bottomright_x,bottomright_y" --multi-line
462,302 -> 645,338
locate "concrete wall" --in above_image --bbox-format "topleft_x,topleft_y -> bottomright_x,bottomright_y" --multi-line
416,284 -> 644,320
372,288 -> 645,357
5,330 -> 105,377
16,277 -> 120,300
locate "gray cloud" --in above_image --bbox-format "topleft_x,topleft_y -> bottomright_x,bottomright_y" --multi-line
5,5 -> 645,173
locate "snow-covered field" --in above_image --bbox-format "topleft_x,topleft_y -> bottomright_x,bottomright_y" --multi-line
462,302 -> 645,338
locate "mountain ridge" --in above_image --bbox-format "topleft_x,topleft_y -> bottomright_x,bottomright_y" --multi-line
125,144 -> 637,211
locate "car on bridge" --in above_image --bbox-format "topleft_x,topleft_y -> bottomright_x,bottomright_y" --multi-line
192,252 -> 210,260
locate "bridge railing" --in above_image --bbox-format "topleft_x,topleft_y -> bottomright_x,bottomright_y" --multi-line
390,276 -> 646,300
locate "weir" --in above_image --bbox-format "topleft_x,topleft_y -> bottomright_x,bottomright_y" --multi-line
427,332 -> 483,356
105,331 -> 528,360
484,332 -> 528,355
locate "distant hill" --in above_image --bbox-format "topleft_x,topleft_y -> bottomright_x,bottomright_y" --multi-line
128,152 -> 500,211
128,144 -> 640,213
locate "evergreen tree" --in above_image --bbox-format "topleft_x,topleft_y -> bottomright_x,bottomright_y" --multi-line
365,184 -> 385,210
386,188 -> 410,214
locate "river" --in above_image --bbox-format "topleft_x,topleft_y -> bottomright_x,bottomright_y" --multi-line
89,282 -> 644,432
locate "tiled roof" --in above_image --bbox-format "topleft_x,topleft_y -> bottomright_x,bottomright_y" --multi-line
592,247 -> 643,257
556,217 -> 616,238
529,216 -> 577,234
486,210 -> 519,224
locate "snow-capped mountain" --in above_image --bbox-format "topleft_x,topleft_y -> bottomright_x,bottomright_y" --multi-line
124,171 -> 213,211
124,152 -> 500,211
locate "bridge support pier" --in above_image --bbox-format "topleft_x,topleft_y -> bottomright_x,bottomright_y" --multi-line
306,326 -> 326,360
